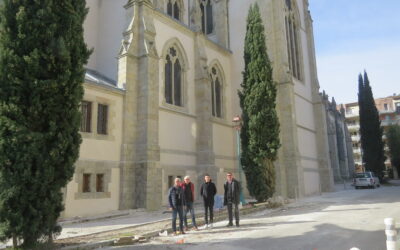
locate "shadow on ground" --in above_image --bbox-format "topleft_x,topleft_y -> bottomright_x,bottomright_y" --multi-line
106,223 -> 384,250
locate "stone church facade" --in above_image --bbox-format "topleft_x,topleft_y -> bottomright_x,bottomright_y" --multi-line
321,93 -> 355,182
62,0 -> 336,218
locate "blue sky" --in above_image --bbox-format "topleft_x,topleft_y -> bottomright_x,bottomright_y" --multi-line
309,0 -> 400,104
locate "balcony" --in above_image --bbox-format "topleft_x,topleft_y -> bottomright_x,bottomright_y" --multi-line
345,112 -> 359,118
347,124 -> 360,130
352,148 -> 361,154
351,135 -> 360,141
381,118 -> 400,127
379,109 -> 396,115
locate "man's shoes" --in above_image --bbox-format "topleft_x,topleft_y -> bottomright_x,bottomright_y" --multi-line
172,231 -> 178,236
226,223 -> 233,227
193,226 -> 199,231
236,224 -> 240,227
209,223 -> 213,229
180,231 -> 186,234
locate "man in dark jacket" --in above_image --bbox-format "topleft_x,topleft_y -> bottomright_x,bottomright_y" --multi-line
181,176 -> 198,230
168,178 -> 186,235
224,172 -> 241,227
200,174 -> 217,229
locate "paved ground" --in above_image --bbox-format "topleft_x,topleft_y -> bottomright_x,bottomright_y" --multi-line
1,181 -> 399,249
57,195 -> 227,240
58,209 -> 171,239
102,182 -> 400,250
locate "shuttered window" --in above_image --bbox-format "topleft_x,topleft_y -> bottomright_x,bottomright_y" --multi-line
97,104 -> 108,135
96,174 -> 104,192
83,174 -> 91,193
80,101 -> 92,132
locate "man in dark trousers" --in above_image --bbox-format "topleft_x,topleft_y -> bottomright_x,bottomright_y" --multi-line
224,172 -> 241,227
168,177 -> 186,235
200,174 -> 217,229
181,175 -> 198,230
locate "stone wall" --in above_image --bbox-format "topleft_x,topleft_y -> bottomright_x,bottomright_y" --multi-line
321,92 -> 355,182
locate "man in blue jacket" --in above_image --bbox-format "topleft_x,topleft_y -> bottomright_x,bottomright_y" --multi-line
168,177 -> 186,235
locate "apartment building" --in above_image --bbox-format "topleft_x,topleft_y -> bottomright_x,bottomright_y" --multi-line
341,94 -> 400,173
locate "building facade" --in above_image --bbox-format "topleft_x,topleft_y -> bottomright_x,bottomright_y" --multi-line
321,93 -> 355,182
62,0 -> 335,218
341,94 -> 400,176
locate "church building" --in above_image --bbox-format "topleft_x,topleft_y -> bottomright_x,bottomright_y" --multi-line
62,0 -> 335,218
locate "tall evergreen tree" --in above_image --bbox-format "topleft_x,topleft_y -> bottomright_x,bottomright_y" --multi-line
357,73 -> 364,125
239,3 -> 280,202
358,71 -> 385,179
0,0 -> 91,248
386,125 -> 400,174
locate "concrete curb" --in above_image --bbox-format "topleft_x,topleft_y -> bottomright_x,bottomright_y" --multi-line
59,202 -> 273,249
59,212 -> 131,226
60,240 -> 114,250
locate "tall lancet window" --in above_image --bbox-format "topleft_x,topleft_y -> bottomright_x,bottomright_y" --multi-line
210,66 -> 223,118
200,0 -> 213,34
167,0 -> 181,21
165,47 -> 182,106
284,0 -> 302,80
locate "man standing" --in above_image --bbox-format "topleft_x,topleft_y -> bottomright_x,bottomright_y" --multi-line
181,176 -> 198,230
224,172 -> 241,227
168,178 -> 186,235
200,174 -> 217,229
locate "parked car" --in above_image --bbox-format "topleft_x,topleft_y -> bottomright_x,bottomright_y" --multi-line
353,171 -> 380,189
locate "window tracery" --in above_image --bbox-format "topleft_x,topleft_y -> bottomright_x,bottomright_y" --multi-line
210,66 -> 223,118
167,0 -> 182,21
284,0 -> 302,80
165,47 -> 183,106
200,0 -> 213,34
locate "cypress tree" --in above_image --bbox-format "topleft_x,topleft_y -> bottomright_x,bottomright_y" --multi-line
358,73 -> 364,125
358,71 -> 385,179
239,3 -> 280,202
0,0 -> 91,248
386,125 -> 400,175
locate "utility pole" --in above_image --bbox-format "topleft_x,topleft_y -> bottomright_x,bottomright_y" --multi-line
233,115 -> 246,205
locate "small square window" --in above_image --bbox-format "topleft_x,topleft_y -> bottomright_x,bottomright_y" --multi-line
83,174 -> 91,193
168,175 -> 174,188
96,174 -> 104,192
396,103 -> 400,113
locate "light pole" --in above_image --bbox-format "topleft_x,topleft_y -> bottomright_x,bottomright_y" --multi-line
233,115 -> 246,205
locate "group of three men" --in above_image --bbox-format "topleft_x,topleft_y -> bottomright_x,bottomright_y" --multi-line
168,172 -> 241,235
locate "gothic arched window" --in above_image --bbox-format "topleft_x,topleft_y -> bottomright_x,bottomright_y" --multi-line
200,0 -> 213,35
165,47 -> 182,106
284,0 -> 302,80
285,0 -> 292,10
210,66 -> 223,118
167,0 -> 181,21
